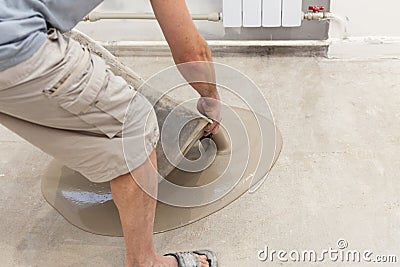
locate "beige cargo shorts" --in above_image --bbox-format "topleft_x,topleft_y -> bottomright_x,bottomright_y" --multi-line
0,29 -> 159,183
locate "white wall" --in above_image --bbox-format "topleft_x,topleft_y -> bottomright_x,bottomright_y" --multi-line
328,0 -> 400,58
330,0 -> 400,38
77,0 -> 225,41
77,0 -> 400,41
77,0 -> 330,41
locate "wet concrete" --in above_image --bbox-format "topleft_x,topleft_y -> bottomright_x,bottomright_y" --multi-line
1,55 -> 400,266
40,107 -> 282,236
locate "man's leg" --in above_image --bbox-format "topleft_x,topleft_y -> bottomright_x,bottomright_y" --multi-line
110,149 -> 210,267
0,26 -> 215,266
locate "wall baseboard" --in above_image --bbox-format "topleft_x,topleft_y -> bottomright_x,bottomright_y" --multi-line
328,37 -> 400,59
99,40 -> 329,57
97,37 -> 400,59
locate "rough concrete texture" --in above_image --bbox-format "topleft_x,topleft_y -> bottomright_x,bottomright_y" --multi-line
1,55 -> 399,266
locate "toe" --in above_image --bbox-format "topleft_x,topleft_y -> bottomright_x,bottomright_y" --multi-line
194,254 -> 209,267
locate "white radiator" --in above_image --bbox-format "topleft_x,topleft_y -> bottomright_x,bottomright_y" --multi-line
223,0 -> 303,28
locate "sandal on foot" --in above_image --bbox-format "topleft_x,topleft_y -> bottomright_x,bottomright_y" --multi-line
165,249 -> 218,267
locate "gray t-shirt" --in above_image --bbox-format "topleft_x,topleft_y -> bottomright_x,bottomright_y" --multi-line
0,0 -> 103,71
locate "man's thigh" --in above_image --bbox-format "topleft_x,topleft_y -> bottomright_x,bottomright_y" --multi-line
0,29 -> 132,138
0,29 -> 159,182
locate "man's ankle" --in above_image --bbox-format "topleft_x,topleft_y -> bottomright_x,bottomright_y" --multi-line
126,251 -> 158,267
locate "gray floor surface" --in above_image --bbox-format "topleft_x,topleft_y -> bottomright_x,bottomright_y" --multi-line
1,55 -> 399,266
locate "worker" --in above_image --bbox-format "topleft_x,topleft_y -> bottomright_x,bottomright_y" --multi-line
0,0 -> 221,266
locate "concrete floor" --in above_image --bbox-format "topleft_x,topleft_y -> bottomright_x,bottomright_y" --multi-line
1,54 -> 399,266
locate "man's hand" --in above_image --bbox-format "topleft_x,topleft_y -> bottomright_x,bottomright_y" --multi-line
197,96 -> 221,136
150,0 -> 221,135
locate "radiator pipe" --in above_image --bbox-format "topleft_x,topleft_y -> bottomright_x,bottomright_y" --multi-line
83,11 -> 347,39
83,12 -> 222,22
303,11 -> 348,39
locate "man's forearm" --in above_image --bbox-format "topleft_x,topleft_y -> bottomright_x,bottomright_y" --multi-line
150,0 -> 218,99
151,0 -> 221,134
175,42 -> 219,100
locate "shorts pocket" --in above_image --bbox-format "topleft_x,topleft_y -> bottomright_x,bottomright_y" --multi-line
94,69 -> 136,125
45,51 -> 136,138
